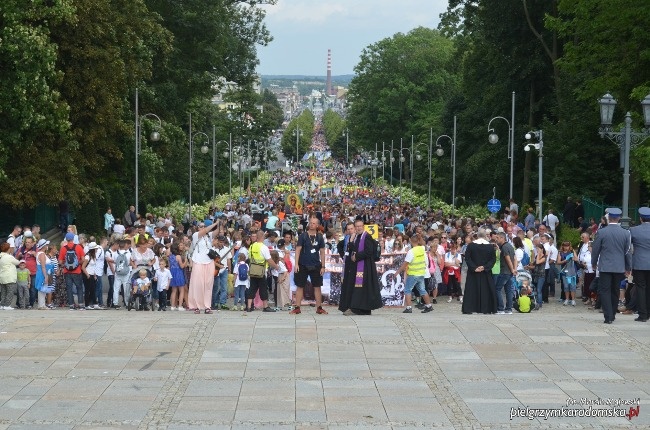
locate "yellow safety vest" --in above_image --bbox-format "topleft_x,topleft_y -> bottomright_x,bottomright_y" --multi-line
249,242 -> 267,269
407,245 -> 426,276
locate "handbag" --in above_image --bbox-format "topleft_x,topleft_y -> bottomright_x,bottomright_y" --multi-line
248,243 -> 266,278
249,262 -> 266,278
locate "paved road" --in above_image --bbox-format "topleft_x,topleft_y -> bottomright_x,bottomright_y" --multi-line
0,300 -> 648,429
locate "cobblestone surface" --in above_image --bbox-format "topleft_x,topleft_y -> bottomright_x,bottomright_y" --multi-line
0,299 -> 648,429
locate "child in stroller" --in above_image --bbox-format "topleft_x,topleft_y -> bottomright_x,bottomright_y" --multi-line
129,268 -> 153,311
513,271 -> 535,313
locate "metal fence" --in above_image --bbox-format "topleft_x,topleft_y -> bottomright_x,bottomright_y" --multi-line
582,196 -> 639,224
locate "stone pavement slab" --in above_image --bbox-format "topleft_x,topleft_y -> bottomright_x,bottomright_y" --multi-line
0,299 -> 648,429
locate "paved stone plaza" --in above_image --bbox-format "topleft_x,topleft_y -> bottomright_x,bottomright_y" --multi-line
0,300 -> 648,429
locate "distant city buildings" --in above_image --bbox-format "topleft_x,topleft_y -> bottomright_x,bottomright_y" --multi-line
211,76 -> 261,111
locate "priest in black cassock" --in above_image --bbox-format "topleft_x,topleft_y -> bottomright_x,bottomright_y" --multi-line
338,218 -> 383,315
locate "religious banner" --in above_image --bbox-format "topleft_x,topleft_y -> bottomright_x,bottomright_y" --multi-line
284,250 -> 408,307
285,193 -> 304,215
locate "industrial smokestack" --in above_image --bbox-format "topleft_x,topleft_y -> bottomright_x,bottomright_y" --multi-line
326,49 -> 332,96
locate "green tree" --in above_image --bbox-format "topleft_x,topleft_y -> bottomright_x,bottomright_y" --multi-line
347,27 -> 458,186
548,0 -> 650,203
281,110 -> 314,162
0,0 -> 78,207
322,110 -> 346,161
50,0 -> 172,209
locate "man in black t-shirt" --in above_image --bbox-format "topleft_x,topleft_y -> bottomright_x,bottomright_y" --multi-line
290,216 -> 327,315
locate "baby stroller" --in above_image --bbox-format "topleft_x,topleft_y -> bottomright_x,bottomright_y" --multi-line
513,270 -> 536,306
128,268 -> 154,312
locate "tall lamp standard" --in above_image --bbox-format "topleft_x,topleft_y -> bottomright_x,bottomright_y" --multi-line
487,91 -> 516,199
188,113 -> 210,222
342,128 -> 350,169
524,130 -> 543,222
134,88 -> 162,215
200,131 -> 231,209
598,93 -> 650,227
388,145 -> 401,187
293,128 -> 303,167
435,115 -> 458,212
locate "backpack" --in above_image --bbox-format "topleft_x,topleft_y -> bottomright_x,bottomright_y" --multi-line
64,244 -> 80,271
520,250 -> 530,267
115,251 -> 130,276
238,262 -> 249,281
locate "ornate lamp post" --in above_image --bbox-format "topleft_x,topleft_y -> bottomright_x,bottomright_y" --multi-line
598,93 -> 650,227
134,88 -> 162,215
524,130 -> 544,222
487,91 -> 516,199
188,113 -> 210,221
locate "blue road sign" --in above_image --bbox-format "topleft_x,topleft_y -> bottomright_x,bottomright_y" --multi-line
487,199 -> 501,213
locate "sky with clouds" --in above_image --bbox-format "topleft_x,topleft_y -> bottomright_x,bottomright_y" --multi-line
258,0 -> 449,76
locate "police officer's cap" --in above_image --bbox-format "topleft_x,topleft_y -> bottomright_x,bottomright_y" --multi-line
639,207 -> 650,220
606,208 -> 622,218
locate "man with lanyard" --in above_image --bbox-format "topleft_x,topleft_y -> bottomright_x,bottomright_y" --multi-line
631,207 -> 650,322
212,236 -> 232,310
395,234 -> 434,313
591,208 -> 632,324
290,216 -> 328,315
246,230 -> 280,312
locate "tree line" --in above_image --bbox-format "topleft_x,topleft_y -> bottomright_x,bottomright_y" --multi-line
0,0 -> 281,222
345,0 -> 650,211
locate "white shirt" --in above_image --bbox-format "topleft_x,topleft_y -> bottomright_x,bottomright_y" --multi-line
95,247 -> 105,275
543,214 -> 560,231
113,224 -> 125,235
155,268 -> 172,291
578,242 -> 589,266
514,248 -> 525,271
215,245 -> 231,275
580,250 -> 594,273
191,232 -> 214,264
384,238 -> 394,254
84,254 -> 98,276
546,244 -> 558,269
105,249 -> 116,276
444,251 -> 462,267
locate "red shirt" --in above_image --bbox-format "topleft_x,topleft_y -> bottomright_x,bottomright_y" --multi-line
17,245 -> 38,275
58,243 -> 85,274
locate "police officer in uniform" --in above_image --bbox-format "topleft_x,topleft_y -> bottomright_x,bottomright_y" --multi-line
591,208 -> 632,324
630,207 -> 650,322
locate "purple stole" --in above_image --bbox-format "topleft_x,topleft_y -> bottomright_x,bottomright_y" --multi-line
355,232 -> 366,288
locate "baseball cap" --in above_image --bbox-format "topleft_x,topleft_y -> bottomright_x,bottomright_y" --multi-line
65,232 -> 75,241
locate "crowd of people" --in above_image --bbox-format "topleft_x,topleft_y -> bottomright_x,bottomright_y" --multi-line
3,192 -> 648,323
1,119 -> 648,323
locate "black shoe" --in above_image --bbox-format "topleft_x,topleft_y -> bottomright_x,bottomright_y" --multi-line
263,307 -> 276,312
421,306 -> 433,313
161,307 -> 166,311
246,307 -> 252,312
416,303 -> 425,310
402,308 -> 412,313
604,320 -> 612,324
635,317 -> 648,322
432,299 -> 437,304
